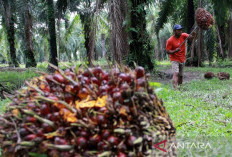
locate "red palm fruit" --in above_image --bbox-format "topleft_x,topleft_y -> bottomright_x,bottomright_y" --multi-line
118,152 -> 127,157
39,82 -> 50,92
54,137 -> 68,145
89,134 -> 101,146
102,72 -> 109,81
27,103 -> 36,109
65,85 -> 75,93
120,83 -> 129,91
112,87 -> 120,93
125,74 -> 132,83
53,73 -> 65,83
77,75 -> 83,81
12,134 -> 17,141
42,123 -> 53,133
97,141 -> 109,151
98,107 -> 108,113
19,128 -> 29,137
91,77 -> 100,86
51,105 -> 59,112
48,150 -> 59,157
99,85 -> 109,94
102,80 -> 108,85
112,68 -> 120,77
113,92 -> 122,101
52,112 -> 60,121
78,88 -> 89,99
101,130 -> 111,139
135,66 -> 145,78
60,152 -> 71,157
79,130 -> 89,138
25,116 -> 37,123
107,136 -> 119,146
36,129 -> 44,137
40,104 -> 50,116
45,75 -> 53,83
64,93 -> 75,104
127,135 -> 137,147
92,66 -> 103,77
24,134 -> 37,141
83,68 -> 92,77
96,114 -> 107,125
75,137 -> 87,149
119,73 -> 127,82
82,77 -> 90,84
137,78 -> 146,87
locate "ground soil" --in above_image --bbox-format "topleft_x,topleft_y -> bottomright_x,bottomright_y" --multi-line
154,68 -> 203,85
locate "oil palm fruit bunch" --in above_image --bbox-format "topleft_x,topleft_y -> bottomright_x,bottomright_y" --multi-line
217,72 -> 230,80
204,72 -> 216,79
0,64 -> 176,157
195,8 -> 214,30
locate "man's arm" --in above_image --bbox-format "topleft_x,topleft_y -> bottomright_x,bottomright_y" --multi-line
166,48 -> 180,54
188,31 -> 197,41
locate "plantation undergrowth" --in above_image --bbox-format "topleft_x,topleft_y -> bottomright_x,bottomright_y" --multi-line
156,64 -> 232,156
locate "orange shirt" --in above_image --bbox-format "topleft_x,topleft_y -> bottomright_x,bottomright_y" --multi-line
166,33 -> 189,63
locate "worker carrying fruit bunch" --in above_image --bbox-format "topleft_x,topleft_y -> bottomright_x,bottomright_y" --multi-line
166,24 -> 196,89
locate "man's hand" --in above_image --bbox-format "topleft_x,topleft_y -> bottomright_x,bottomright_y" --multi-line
174,48 -> 180,53
166,48 -> 180,54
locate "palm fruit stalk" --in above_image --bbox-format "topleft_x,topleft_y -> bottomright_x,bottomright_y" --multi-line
0,65 -> 176,157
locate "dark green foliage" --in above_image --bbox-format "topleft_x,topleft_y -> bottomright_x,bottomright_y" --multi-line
155,0 -> 177,34
128,0 -> 154,71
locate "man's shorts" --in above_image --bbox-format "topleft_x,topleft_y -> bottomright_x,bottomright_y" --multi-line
171,61 -> 184,76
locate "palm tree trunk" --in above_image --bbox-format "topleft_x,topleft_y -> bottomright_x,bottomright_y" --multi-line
197,0 -> 203,67
2,0 -> 19,67
47,0 -> 58,70
128,0 -> 154,70
110,0 -> 129,64
228,10 -> 232,59
187,0 -> 195,34
24,2 -> 37,68
216,24 -> 225,59
101,34 -> 106,58
57,17 -> 61,61
156,35 -> 161,60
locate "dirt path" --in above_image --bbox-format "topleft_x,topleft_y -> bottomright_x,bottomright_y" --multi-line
154,68 -> 203,85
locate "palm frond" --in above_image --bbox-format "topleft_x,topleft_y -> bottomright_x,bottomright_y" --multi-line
155,0 -> 177,34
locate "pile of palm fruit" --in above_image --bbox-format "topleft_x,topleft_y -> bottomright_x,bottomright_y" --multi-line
195,8 -> 214,30
0,65 -> 176,157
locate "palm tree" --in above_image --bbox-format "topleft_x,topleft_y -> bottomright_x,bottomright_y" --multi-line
110,0 -> 129,65
22,0 -> 37,67
1,0 -> 19,67
47,0 -> 58,70
128,0 -> 154,70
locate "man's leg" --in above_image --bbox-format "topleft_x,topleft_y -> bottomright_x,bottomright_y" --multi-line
178,75 -> 183,85
173,72 -> 179,89
178,63 -> 184,85
171,61 -> 179,89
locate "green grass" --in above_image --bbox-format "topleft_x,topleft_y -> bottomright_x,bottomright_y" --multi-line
155,63 -> 232,156
0,70 -> 39,92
